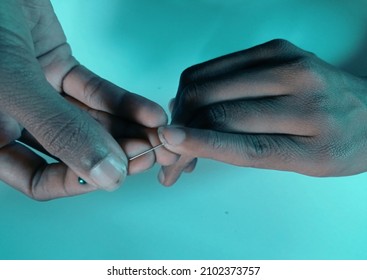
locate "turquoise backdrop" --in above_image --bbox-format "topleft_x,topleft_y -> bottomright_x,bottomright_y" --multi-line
1,0 -> 367,259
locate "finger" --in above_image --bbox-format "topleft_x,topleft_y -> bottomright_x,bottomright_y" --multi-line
0,112 -> 22,148
158,155 -> 195,186
158,126 -> 308,173
67,95 -> 179,168
172,40 -> 310,126
18,130 -> 58,161
176,39 -> 301,93
62,65 -> 168,127
144,128 -> 180,166
118,139 -> 155,175
64,95 -> 148,139
19,125 -> 176,175
0,65 -> 127,191
65,95 -> 179,166
173,39 -> 302,113
188,97 -> 318,136
172,62 -> 307,126
184,158 -> 198,173
0,142 -> 98,201
65,94 -> 179,170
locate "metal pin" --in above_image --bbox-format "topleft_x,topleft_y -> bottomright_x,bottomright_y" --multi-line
128,143 -> 164,161
78,144 -> 164,184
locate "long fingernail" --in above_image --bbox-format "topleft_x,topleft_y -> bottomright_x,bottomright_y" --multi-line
158,126 -> 186,146
89,154 -> 127,191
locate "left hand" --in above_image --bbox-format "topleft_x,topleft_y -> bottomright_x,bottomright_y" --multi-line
158,39 -> 367,186
0,0 -> 176,200
21,0 -> 176,175
49,73 -> 178,174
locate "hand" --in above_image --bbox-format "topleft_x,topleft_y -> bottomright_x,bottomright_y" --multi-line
158,39 -> 367,185
63,94 -> 177,175
0,0 -> 174,200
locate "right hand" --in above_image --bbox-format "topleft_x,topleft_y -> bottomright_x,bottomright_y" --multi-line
158,39 -> 367,185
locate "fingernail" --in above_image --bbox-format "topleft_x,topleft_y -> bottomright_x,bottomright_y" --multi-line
158,126 -> 186,146
89,154 -> 127,191
158,168 -> 165,184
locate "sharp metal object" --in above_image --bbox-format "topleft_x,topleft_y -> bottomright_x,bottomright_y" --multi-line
78,143 -> 164,184
128,143 -> 164,161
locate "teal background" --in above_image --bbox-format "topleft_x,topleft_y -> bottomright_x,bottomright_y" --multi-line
1,0 -> 367,259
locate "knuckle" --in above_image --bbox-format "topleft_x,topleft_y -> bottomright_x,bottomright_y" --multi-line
41,112 -> 91,162
304,136 -> 348,172
180,82 -> 202,106
241,136 -> 298,169
245,135 -> 273,162
294,55 -> 315,71
180,65 -> 201,85
201,103 -> 228,129
207,130 -> 226,151
288,62 -> 329,110
301,91 -> 330,117
292,56 -> 326,89
83,76 -> 106,106
28,190 -> 49,202
296,92 -> 333,136
307,88 -> 329,107
264,39 -> 312,59
267,38 -> 294,54
319,134 -> 349,160
321,112 -> 339,135
28,185 -> 58,201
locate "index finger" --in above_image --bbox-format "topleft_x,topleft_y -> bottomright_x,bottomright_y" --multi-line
62,65 -> 168,128
176,39 -> 299,91
158,155 -> 195,186
172,39 -> 303,125
0,142 -> 98,200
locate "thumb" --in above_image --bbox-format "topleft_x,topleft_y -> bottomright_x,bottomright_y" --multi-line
157,126 -> 249,166
157,126 -> 237,162
158,126 -> 299,172
0,66 -> 127,191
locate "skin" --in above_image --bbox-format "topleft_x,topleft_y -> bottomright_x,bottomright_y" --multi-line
0,0 -> 176,200
158,39 -> 367,186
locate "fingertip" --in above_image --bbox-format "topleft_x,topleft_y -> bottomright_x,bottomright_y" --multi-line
144,127 -> 179,166
158,126 -> 186,147
158,167 -> 176,187
128,154 -> 155,175
144,103 -> 169,128
150,105 -> 169,127
89,153 -> 127,191
158,168 -> 166,185
119,139 -> 155,175
156,148 -> 180,166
